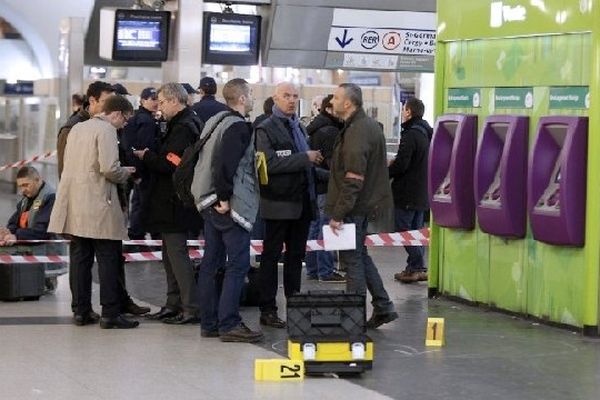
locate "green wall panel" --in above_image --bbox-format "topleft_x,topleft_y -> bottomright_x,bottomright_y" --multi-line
488,237 -> 527,312
438,0 -> 593,41
434,30 -> 592,328
444,35 -> 590,88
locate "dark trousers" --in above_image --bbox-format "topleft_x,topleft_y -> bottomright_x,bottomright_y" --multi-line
69,236 -> 124,318
199,209 -> 250,333
128,182 -> 146,240
339,215 -> 394,315
162,232 -> 200,316
259,213 -> 312,314
394,208 -> 426,271
70,242 -> 132,313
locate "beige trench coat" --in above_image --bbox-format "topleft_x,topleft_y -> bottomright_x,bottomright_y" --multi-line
48,116 -> 130,240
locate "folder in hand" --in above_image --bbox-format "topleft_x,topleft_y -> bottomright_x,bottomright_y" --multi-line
322,223 -> 356,251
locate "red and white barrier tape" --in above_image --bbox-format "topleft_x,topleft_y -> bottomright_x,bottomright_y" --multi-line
2,228 -> 429,264
0,150 -> 57,172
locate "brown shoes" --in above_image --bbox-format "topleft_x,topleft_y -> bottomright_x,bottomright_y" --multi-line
394,270 -> 428,283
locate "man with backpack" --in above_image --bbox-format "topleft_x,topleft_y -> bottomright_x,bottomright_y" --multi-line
388,97 -> 432,284
190,78 -> 263,342
133,83 -> 203,324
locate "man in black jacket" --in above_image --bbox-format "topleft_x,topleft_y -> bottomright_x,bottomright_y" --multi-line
255,82 -> 324,328
121,87 -> 160,241
388,97 -> 432,284
134,83 -> 203,324
192,76 -> 228,123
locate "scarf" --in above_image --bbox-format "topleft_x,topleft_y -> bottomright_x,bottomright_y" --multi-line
271,106 -> 316,201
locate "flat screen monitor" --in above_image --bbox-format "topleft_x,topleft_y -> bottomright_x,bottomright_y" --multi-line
203,12 -> 261,66
112,9 -> 170,62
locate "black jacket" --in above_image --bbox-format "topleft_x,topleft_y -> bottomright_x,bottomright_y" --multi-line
192,95 -> 228,123
121,106 -> 160,180
255,115 -> 314,220
307,112 -> 341,194
388,118 -> 432,210
142,107 -> 202,232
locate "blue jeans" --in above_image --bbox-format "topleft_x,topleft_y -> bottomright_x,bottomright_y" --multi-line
198,209 -> 250,333
339,215 -> 394,315
305,195 -> 335,278
394,208 -> 426,272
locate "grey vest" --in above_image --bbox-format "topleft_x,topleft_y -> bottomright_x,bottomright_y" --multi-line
191,111 -> 259,231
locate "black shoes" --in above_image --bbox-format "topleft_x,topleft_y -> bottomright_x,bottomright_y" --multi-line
162,313 -> 201,325
145,307 -> 179,320
73,310 -> 100,326
220,323 -> 264,343
201,330 -> 219,338
259,312 -> 286,329
122,302 -> 151,315
100,315 -> 140,329
366,311 -> 399,329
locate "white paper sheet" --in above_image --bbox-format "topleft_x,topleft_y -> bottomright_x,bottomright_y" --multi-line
322,223 -> 356,251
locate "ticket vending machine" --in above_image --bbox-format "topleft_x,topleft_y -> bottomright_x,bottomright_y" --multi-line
475,115 -> 529,238
428,114 -> 478,229
528,116 -> 588,246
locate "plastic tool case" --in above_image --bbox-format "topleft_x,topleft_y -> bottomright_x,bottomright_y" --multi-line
287,291 -> 373,375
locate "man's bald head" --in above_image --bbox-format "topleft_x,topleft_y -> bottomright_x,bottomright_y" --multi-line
273,82 -> 299,116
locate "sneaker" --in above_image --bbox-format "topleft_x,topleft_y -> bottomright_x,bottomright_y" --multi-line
220,323 -> 264,343
306,275 -> 318,281
259,312 -> 286,328
366,311 -> 399,329
319,272 -> 346,283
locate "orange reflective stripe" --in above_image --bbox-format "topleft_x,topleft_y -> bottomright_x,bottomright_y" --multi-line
166,152 -> 181,166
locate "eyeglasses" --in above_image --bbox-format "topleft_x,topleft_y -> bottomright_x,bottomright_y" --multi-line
158,98 -> 170,106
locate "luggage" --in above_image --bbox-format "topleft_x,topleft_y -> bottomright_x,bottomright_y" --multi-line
0,263 -> 45,301
286,290 -> 373,375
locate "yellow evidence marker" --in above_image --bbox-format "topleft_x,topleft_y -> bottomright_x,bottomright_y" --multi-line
254,359 -> 304,381
425,317 -> 445,346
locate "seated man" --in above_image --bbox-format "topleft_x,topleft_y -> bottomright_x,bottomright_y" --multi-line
0,166 -> 67,292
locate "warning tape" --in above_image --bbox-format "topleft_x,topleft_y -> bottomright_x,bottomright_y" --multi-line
0,150 -> 57,172
2,228 -> 429,264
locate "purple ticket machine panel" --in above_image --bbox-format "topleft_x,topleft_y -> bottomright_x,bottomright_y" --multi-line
475,115 -> 529,238
528,116 -> 588,246
429,114 -> 477,229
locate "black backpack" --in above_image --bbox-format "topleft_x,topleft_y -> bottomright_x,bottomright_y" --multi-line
173,112 -> 233,208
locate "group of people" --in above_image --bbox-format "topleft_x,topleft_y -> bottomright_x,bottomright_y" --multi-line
2,76 -> 433,343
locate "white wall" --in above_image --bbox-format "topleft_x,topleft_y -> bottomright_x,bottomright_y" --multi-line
0,39 -> 41,80
0,0 -> 94,78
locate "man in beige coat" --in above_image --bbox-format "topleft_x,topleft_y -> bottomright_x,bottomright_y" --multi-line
49,95 -> 139,329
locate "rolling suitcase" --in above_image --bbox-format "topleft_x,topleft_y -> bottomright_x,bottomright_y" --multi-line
0,263 -> 45,301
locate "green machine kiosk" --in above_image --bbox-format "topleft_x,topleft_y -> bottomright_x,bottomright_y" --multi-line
430,0 -> 600,335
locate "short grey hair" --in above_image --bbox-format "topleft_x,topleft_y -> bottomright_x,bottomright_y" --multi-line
158,82 -> 189,106
339,83 -> 363,108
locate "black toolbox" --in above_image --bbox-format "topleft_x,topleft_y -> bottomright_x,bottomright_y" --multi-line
286,290 -> 373,375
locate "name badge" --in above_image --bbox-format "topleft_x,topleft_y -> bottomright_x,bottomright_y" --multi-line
276,150 -> 292,157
